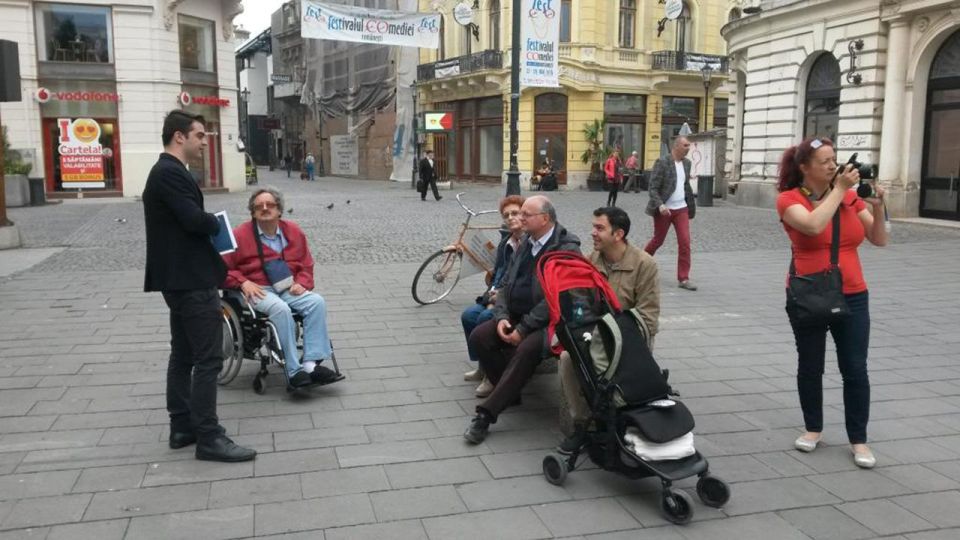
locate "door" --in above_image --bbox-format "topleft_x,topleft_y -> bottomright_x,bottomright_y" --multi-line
185,121 -> 222,188
534,93 -> 568,184
42,117 -> 122,192
921,101 -> 960,219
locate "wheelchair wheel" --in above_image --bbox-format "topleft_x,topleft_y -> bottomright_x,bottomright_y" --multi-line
411,249 -> 463,305
252,375 -> 266,394
218,300 -> 245,385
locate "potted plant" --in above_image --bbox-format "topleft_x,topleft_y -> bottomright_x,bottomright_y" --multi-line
3,125 -> 34,207
580,118 -> 610,191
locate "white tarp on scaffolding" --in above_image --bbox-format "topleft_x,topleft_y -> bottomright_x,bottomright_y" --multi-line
390,0 -> 418,182
301,1 -> 441,49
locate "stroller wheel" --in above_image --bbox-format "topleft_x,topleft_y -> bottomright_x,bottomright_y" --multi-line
660,490 -> 694,525
542,454 -> 568,486
696,475 -> 731,508
253,376 -> 266,395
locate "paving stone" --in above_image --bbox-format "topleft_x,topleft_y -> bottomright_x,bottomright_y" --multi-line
877,464 -> 960,493
274,426 -> 370,452
456,476 -> 571,511
0,470 -> 80,501
72,464 -> 146,493
385,456 -> 491,488
421,507 -> 551,540
808,469 -> 915,501
721,477 -> 840,516
365,420 -> 442,442
84,483 -> 210,521
98,425 -> 164,446
254,493 -> 375,536
141,457 -> 253,487
892,491 -> 960,528
46,518 -> 129,540
479,449 -> 552,479
254,448 -> 340,477
300,466 -> 390,499
531,498 -> 639,536
837,499 -> 935,535
309,407 -> 399,428
615,490 -> 725,527
676,512 -> 811,540
208,474 -> 303,508
0,452 -> 24,475
778,506 -> 877,540
325,519 -> 428,540
585,527 -> 686,540
0,493 -> 91,530
125,506 -> 253,540
427,436 -> 494,459
905,529 -> 960,540
336,440 -> 436,468
0,429 -> 104,453
370,485 -> 467,521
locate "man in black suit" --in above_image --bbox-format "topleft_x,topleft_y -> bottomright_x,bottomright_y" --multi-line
418,149 -> 442,201
143,110 -> 256,462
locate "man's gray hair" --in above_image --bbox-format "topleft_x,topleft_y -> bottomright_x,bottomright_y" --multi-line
248,186 -> 285,215
540,199 -> 557,223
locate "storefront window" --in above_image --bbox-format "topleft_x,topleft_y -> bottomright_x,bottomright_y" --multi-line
605,93 -> 646,163
661,96 -> 699,156
605,93 -> 645,115
479,126 -> 502,175
713,98 -> 729,128
179,15 -> 216,73
36,3 -> 112,63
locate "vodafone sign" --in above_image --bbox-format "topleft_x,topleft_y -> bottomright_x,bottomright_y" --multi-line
36,87 -> 120,103
423,111 -> 454,131
178,91 -> 230,108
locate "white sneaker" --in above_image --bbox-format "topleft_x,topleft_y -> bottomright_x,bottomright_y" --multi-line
464,368 -> 482,382
475,378 -> 494,398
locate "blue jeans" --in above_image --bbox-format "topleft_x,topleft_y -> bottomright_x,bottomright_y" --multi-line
306,165 -> 315,181
461,303 -> 495,361
251,286 -> 332,377
787,291 -> 870,444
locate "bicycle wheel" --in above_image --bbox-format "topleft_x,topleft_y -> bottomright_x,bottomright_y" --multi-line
412,249 -> 463,305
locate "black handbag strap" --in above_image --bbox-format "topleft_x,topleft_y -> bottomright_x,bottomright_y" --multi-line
252,220 -> 285,270
790,209 -> 840,276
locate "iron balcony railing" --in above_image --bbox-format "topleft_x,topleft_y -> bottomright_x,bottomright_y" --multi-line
651,50 -> 729,73
417,49 -> 504,81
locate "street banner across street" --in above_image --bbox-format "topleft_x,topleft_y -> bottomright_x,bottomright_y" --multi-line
520,0 -> 561,87
301,1 -> 440,49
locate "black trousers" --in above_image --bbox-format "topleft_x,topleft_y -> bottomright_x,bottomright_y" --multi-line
162,288 -> 224,441
787,291 -> 871,444
606,182 -> 620,206
470,319 -> 545,420
419,177 -> 441,200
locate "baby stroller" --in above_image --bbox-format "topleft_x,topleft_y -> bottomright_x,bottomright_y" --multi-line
536,252 -> 730,524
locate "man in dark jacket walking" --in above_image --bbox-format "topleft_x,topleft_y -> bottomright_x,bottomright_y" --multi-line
418,149 -> 442,201
143,110 -> 256,462
644,136 -> 697,291
464,195 -> 581,443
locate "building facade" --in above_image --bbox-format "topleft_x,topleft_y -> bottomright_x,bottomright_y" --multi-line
237,28 -> 274,168
0,0 -> 245,198
724,0 -> 960,221
415,0 -> 736,189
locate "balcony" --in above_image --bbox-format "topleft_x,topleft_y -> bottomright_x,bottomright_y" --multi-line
417,50 -> 503,81
651,51 -> 729,73
273,81 -> 302,99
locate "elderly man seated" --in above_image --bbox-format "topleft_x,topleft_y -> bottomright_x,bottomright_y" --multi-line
222,187 -> 339,388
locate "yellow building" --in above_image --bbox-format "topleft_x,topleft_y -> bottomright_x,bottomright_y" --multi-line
415,0 -> 738,188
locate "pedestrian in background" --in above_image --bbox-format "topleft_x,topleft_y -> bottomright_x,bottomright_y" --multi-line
418,149 -> 442,201
142,110 -> 256,463
604,150 -> 623,207
284,153 -> 292,178
644,136 -> 697,291
776,136 -> 887,469
623,150 -> 641,193
304,153 -> 316,181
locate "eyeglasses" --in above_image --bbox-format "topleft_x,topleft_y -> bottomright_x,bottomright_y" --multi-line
521,211 -> 546,218
502,210 -> 521,219
255,202 -> 278,210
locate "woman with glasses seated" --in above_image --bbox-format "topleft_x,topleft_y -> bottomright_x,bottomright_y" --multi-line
222,187 -> 339,388
462,195 -> 525,397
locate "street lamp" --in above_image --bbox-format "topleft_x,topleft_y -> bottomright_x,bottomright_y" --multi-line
411,80 -> 419,190
240,87 -> 251,153
504,0 -> 521,196
700,65 -> 713,132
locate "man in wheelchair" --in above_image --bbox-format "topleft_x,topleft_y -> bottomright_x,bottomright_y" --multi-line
222,187 -> 340,388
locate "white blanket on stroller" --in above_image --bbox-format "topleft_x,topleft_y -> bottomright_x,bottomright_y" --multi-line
624,428 -> 695,461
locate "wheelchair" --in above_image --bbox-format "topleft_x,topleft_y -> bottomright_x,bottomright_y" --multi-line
218,290 -> 344,394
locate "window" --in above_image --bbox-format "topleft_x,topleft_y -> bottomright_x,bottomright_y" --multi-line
660,96 -> 699,155
605,94 -> 646,163
804,54 -> 840,141
713,98 -> 729,127
604,93 -> 645,115
489,0 -> 500,50
560,0 -> 571,43
619,0 -> 635,49
36,3 -> 113,64
179,15 -> 215,72
462,21 -> 472,57
671,2 -> 692,52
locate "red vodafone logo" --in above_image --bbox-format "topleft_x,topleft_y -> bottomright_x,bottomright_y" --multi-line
36,87 -> 52,103
179,91 -> 192,106
36,87 -> 120,103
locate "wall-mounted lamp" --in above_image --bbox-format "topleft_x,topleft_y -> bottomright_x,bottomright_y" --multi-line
847,39 -> 864,85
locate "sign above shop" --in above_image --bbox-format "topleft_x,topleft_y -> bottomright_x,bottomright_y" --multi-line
423,111 -> 454,131
453,3 -> 473,26
36,87 -> 120,103
271,74 -> 292,83
179,91 -> 230,108
665,0 -> 683,20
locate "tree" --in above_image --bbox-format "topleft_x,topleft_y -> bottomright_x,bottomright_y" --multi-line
2,126 -> 31,175
579,118 -> 611,190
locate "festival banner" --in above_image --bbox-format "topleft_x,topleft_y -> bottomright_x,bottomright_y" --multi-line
301,1 -> 441,49
57,117 -> 105,189
520,0 -> 561,87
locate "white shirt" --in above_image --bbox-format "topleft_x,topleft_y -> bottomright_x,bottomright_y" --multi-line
664,160 -> 688,210
427,158 -> 434,168
530,226 -> 555,257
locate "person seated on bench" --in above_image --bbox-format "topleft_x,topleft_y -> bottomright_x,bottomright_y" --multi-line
463,195 -> 581,444
222,187 -> 339,388
532,159 -> 551,190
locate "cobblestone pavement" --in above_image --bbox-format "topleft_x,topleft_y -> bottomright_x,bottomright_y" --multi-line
1,169 -> 960,539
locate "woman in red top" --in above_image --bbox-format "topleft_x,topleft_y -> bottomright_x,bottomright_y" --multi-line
604,150 -> 623,207
776,137 -> 887,469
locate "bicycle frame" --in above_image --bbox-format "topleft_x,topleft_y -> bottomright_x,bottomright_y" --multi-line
448,192 -> 501,274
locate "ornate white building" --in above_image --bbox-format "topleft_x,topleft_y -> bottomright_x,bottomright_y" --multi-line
723,0 -> 960,221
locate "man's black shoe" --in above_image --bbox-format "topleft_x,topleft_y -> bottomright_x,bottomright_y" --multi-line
169,431 -> 197,449
558,430 -> 588,455
464,412 -> 492,444
195,435 -> 257,462
289,370 -> 312,388
436,196 -> 443,201
310,365 -> 343,385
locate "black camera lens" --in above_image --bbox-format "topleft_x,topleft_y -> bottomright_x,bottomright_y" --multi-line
857,181 -> 875,199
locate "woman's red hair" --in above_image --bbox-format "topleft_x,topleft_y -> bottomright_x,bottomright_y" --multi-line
777,137 -> 834,192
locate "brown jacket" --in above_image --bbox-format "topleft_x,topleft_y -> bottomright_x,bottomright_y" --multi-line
589,243 -> 660,337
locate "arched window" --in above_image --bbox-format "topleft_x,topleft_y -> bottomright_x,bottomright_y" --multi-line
489,0 -> 500,50
922,30 -> 960,219
675,2 -> 693,52
804,53 -> 841,140
619,0 -> 636,49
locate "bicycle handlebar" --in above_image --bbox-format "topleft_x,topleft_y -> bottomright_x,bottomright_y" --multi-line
455,192 -> 498,217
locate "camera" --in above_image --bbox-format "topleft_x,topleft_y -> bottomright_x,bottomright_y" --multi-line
843,153 -> 878,198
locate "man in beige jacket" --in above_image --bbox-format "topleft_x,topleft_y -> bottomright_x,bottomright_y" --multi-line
558,206 -> 660,453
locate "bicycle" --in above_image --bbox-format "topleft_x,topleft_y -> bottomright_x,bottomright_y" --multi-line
411,192 -> 501,305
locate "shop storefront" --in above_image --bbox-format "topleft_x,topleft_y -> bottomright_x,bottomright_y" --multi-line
178,86 -> 229,188
37,81 -> 122,194
432,96 -> 504,183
